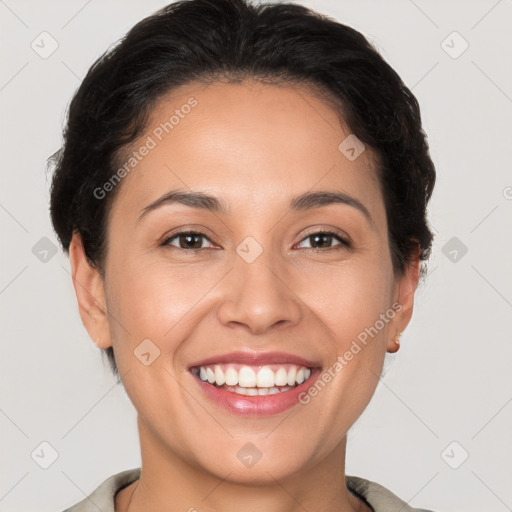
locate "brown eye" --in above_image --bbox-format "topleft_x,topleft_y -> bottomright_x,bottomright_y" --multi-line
296,231 -> 349,250
163,232 -> 212,250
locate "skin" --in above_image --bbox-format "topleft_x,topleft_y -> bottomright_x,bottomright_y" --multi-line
69,79 -> 420,512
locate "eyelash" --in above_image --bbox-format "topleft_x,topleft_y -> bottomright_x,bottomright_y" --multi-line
160,229 -> 351,253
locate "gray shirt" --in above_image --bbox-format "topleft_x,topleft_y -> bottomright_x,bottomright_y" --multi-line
62,468 -> 436,512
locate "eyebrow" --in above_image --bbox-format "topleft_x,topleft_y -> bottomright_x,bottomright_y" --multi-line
137,188 -> 375,228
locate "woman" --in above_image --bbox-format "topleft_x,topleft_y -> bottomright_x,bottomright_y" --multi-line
49,0 -> 437,510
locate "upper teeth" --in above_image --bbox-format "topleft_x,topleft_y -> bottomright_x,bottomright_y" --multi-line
197,364 -> 312,388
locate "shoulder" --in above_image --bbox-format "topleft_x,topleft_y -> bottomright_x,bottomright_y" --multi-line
346,475 -> 437,512
60,468 -> 141,512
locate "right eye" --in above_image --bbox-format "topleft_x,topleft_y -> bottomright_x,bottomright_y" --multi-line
161,231 -> 215,251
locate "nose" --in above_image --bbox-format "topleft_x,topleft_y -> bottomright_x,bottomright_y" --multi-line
216,249 -> 303,335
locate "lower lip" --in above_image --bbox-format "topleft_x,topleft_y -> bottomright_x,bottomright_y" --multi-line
191,368 -> 322,417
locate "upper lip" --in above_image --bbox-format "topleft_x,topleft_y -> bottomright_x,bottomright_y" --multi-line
187,351 -> 321,369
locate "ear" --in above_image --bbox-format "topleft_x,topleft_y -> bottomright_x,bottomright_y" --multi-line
69,231 -> 112,349
386,244 -> 421,353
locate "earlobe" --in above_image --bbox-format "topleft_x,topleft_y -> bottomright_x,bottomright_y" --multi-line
386,330 -> 402,354
69,231 -> 112,349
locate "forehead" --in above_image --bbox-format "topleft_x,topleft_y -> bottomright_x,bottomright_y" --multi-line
110,80 -> 384,223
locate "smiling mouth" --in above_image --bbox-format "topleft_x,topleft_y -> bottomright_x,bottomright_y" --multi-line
190,363 -> 314,396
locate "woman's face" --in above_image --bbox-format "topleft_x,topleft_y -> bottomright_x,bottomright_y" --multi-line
72,80 -> 418,482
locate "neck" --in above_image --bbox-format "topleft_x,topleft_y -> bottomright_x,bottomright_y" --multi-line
117,415 -> 369,512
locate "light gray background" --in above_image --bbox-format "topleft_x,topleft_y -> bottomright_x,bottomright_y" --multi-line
1,1 -> 511,511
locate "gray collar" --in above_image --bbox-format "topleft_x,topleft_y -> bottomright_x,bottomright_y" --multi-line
64,468 -> 433,512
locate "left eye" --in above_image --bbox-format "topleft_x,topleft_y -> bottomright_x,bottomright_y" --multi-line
296,232 -> 349,250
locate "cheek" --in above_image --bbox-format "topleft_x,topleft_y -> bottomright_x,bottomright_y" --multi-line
293,252 -> 394,344
105,257 -> 226,362
296,254 -> 393,397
